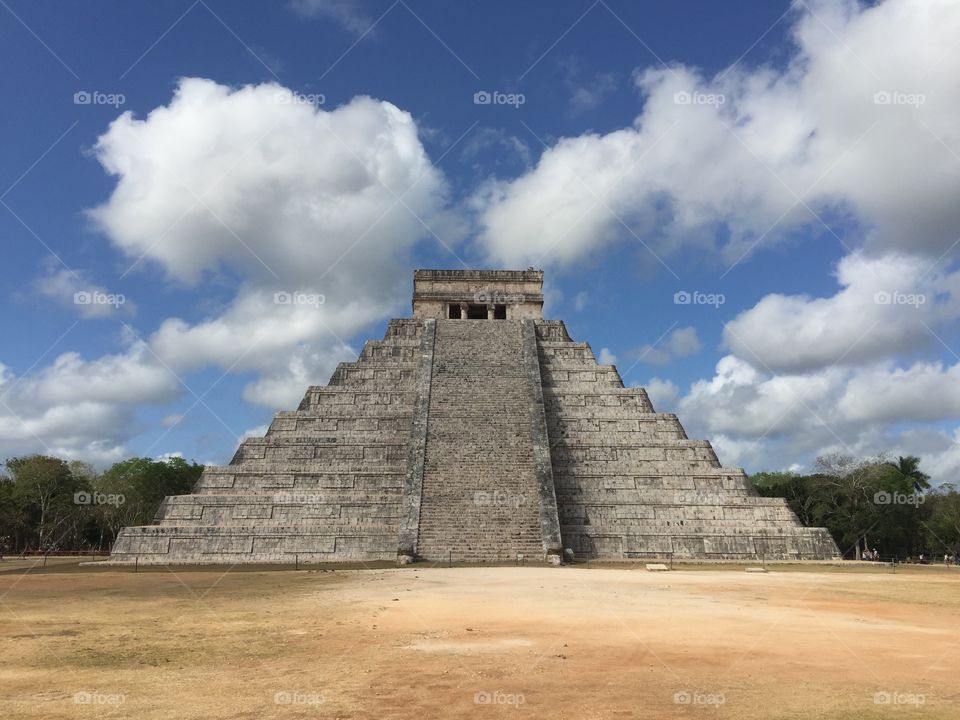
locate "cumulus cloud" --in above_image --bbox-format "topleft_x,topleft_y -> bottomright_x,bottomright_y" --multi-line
90,79 -> 448,288
838,361 -> 960,424
473,0 -> 960,267
642,377 -> 679,411
672,353 -> 960,484
0,335 -> 180,464
724,252 -> 960,373
88,78 -> 450,407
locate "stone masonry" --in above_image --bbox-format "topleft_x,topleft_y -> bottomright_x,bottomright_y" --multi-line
109,270 -> 839,564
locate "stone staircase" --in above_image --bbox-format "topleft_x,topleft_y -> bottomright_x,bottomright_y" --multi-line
416,320 -> 547,562
108,319 -> 427,564
535,320 -> 839,560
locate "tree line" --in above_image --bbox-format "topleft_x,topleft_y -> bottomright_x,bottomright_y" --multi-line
0,454 -> 203,555
754,454 -> 960,561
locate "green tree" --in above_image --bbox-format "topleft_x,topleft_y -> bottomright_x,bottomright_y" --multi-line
5,455 -> 87,551
923,488 -> 960,559
888,455 -> 931,493
95,457 -> 203,546
755,453 -> 932,560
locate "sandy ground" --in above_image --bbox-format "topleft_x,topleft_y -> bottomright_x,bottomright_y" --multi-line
1,560 -> 958,719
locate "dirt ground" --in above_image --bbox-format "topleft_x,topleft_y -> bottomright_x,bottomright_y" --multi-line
1,560 -> 958,719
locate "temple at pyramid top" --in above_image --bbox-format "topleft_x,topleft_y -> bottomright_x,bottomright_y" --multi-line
107,268 -> 840,566
412,268 -> 544,320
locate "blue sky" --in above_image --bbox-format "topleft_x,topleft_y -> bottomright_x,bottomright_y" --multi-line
2,0 -> 959,483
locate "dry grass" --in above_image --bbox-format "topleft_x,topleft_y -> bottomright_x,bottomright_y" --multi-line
2,559 -> 958,719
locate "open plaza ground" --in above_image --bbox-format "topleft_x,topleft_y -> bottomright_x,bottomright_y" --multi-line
2,560 -> 958,719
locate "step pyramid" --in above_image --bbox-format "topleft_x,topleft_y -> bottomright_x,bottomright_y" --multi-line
109,270 -> 839,564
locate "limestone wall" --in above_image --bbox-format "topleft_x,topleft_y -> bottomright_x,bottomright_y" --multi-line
412,269 -> 544,320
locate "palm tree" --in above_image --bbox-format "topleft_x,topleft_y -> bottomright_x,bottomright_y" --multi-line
890,455 -> 931,492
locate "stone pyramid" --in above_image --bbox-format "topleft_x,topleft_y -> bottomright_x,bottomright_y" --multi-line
110,270 -> 839,565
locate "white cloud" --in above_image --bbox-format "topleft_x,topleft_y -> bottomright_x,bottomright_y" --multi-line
90,80 -> 448,289
671,353 -> 960,484
643,377 -> 678,411
597,347 -> 617,365
919,429 -> 960,486
89,78 -> 451,407
838,361 -> 960,424
0,337 -> 180,464
239,424 -> 270,443
241,344 -> 353,408
724,252 -> 959,373
473,0 -> 960,267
